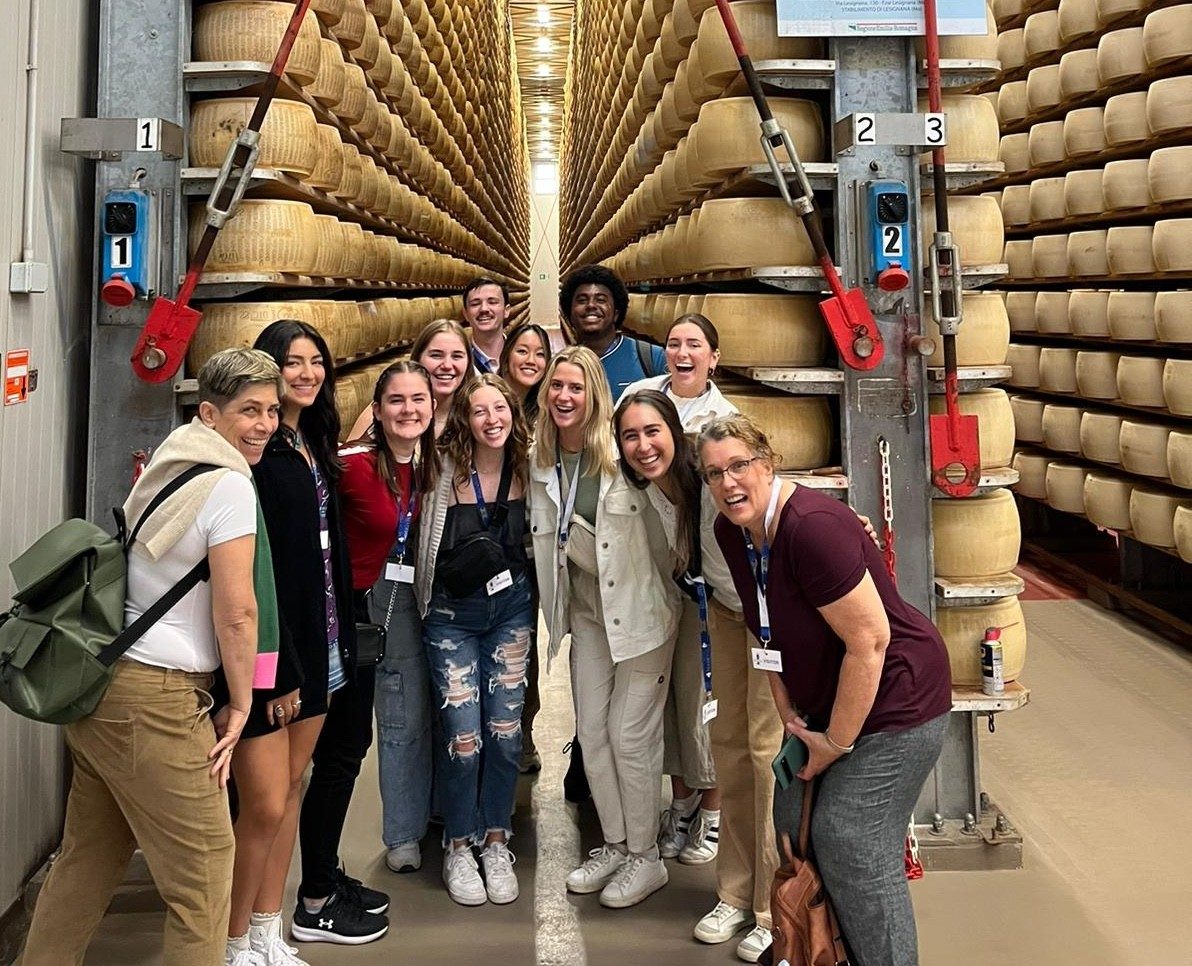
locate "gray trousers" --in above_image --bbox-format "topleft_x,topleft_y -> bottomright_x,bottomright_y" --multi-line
773,712 -> 948,966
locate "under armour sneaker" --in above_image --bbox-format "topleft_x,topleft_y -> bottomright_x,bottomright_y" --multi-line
249,913 -> 309,966
693,901 -> 754,944
565,843 -> 627,894
480,841 -> 520,904
331,866 -> 389,915
289,890 -> 388,945
736,925 -> 773,963
679,808 -> 721,865
658,792 -> 701,858
598,850 -> 668,908
443,845 -> 488,906
385,841 -> 422,874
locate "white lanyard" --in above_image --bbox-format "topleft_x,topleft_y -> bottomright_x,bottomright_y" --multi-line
743,479 -> 783,670
554,450 -> 583,569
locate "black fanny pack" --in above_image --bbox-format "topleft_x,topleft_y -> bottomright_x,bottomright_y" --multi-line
435,457 -> 515,599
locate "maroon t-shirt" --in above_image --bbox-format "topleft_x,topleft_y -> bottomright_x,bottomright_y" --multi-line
338,448 -> 416,591
714,485 -> 952,737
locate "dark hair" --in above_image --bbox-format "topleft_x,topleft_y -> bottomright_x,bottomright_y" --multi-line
366,360 -> 441,496
462,276 -> 510,306
667,313 -> 720,352
559,264 -> 629,331
253,320 -> 342,483
441,374 -> 531,489
498,322 -> 553,423
613,389 -> 703,576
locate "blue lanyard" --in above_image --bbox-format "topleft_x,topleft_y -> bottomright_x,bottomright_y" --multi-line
391,483 -> 416,565
741,479 -> 783,648
470,468 -> 493,527
554,452 -> 583,557
693,576 -> 713,697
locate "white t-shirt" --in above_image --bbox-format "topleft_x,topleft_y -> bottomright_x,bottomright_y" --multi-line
123,471 -> 257,673
618,374 -> 738,436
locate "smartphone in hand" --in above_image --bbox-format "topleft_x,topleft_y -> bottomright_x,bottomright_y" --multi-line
771,733 -> 809,790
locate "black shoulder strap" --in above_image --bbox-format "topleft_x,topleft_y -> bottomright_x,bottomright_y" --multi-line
126,464 -> 222,548
488,454 -> 514,528
635,336 -> 658,378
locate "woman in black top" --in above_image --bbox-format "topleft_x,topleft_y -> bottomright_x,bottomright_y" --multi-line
414,373 -> 534,907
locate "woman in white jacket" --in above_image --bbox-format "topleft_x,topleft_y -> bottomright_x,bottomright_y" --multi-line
529,346 -> 680,909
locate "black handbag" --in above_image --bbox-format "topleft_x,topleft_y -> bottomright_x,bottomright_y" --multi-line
435,457 -> 515,599
355,583 -> 396,668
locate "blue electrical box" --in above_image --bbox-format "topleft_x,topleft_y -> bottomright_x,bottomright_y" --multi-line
100,188 -> 154,301
864,180 -> 912,290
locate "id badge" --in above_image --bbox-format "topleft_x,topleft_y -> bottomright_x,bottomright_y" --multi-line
486,569 -> 513,596
751,647 -> 783,672
701,698 -> 719,724
385,562 -> 415,584
319,530 -> 330,551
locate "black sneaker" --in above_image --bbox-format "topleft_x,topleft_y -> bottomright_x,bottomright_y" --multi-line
333,866 -> 390,915
290,889 -> 388,945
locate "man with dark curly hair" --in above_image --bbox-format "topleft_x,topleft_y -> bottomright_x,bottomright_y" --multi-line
559,264 -> 665,397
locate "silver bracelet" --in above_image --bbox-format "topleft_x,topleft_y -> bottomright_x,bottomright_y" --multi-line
824,730 -> 855,755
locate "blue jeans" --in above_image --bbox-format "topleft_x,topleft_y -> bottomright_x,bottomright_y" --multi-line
423,572 -> 533,845
372,578 -> 433,849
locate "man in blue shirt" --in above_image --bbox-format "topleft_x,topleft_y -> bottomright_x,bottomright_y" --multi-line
559,265 -> 666,397
462,276 -> 511,374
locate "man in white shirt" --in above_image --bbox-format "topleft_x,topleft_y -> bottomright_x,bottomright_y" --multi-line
462,277 -> 511,374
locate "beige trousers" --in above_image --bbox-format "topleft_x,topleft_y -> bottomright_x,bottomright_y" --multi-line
21,660 -> 234,966
568,564 -> 675,855
707,600 -> 784,928
663,597 -> 717,788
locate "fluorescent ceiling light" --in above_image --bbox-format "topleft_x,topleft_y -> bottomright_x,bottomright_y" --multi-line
537,4 -> 551,25
536,64 -> 550,77
536,36 -> 552,53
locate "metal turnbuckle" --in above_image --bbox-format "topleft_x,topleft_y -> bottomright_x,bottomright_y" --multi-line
928,233 -> 965,336
205,128 -> 261,231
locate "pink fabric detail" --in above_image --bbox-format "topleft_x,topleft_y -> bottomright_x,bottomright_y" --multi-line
252,651 -> 279,689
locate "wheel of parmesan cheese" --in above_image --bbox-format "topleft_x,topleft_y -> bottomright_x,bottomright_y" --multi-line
1034,291 -> 1072,333
1103,92 -> 1151,145
1068,230 -> 1110,277
1000,132 -> 1032,174
1146,77 -> 1192,137
1064,168 -> 1106,216
719,392 -> 832,469
686,198 -> 816,271
923,292 -> 1011,365
188,199 -> 319,275
1107,291 -> 1158,340
686,97 -> 825,182
1084,472 -> 1135,529
930,388 -> 1016,468
1117,355 -> 1168,407
1120,419 -> 1175,478
1129,489 -> 1192,548
1076,351 -> 1123,398
1024,10 -> 1062,63
921,196 -> 1005,266
997,82 -> 1031,127
697,293 -> 827,366
994,0 -> 1027,27
1013,449 -> 1051,498
1058,48 -> 1101,101
1042,403 -> 1084,452
1046,461 -> 1090,512
308,38 -> 347,108
1069,289 -> 1112,336
933,488 -> 1022,578
1040,347 -> 1079,392
1169,432 -> 1192,489
1155,291 -> 1192,342
1011,393 -> 1047,443
1059,0 -> 1100,45
1004,239 -> 1035,277
1164,359 -> 1192,415
1001,185 -> 1033,227
914,95 -> 1000,163
188,299 -> 342,370
1007,342 -> 1043,387
1032,234 -> 1071,277
1142,5 -> 1192,70
1175,505 -> 1192,561
1029,177 -> 1068,223
1148,147 -> 1192,205
189,98 -> 319,177
1096,0 -> 1147,24
997,28 -> 1027,72
1063,108 -> 1108,159
1107,226 -> 1157,275
1026,64 -> 1062,114
1097,27 -> 1146,86
936,596 -> 1027,687
694,2 -> 824,91
1102,159 -> 1152,211
1080,411 -> 1125,463
1006,291 -> 1039,332
193,2 -> 322,88
1153,219 -> 1192,273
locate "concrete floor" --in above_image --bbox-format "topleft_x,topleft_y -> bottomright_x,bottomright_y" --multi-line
78,597 -> 1192,965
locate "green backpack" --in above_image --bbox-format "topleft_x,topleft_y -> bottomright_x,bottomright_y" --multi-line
0,465 -> 217,724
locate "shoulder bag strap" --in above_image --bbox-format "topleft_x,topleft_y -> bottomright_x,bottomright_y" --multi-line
487,453 -> 514,528
634,336 -> 658,378
126,463 -> 221,548
797,778 -> 816,860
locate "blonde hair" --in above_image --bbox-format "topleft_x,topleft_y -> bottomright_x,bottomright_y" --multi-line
198,347 -> 284,407
411,318 -> 471,363
696,414 -> 783,469
533,346 -> 617,477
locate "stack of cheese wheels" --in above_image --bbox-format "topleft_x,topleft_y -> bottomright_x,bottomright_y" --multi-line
188,299 -> 345,369
1080,411 -> 1125,464
684,198 -> 817,271
691,293 -> 826,366
1084,471 -> 1135,530
1164,360 -> 1192,415
1013,449 -> 1051,498
1042,403 -> 1083,453
1130,488 -> 1192,548
929,389 -> 1016,468
933,488 -> 1022,578
719,390 -> 832,469
1011,393 -> 1047,444
1117,355 -> 1167,407
1046,461 -> 1090,512
1120,419 -> 1175,479
936,596 -> 1026,687
923,292 -> 1010,366
189,200 -> 320,275
1170,431 -> 1192,488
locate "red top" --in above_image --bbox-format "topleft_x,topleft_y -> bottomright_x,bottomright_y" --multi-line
715,486 -> 952,737
338,447 -> 415,590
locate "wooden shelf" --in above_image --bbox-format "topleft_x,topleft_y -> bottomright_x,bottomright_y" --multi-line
1004,198 -> 1192,237
754,59 -> 837,91
997,270 -> 1192,288
191,271 -> 458,300
1017,490 -> 1190,563
1013,442 -> 1192,500
927,365 -> 1013,392
1005,383 -> 1191,424
1007,332 -> 1192,355
951,681 -> 1030,713
724,365 -> 843,395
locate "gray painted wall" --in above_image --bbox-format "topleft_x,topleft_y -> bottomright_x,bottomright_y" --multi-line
0,0 -> 96,913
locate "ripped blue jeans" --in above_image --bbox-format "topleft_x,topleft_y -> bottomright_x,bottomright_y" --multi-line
422,571 -> 533,845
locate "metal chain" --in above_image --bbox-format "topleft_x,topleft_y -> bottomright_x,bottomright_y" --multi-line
878,437 -> 897,583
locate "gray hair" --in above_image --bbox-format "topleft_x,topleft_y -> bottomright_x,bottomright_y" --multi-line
197,347 -> 284,407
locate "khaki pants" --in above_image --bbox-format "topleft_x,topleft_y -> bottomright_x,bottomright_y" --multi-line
21,660 -> 234,966
569,565 -> 675,855
663,597 -> 717,788
707,600 -> 784,928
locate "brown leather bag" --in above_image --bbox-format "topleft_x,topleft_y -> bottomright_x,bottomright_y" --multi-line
760,781 -> 850,966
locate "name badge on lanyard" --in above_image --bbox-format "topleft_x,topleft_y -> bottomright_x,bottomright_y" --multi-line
745,478 -> 784,674
554,453 -> 583,570
385,487 -> 417,585
691,575 -> 718,723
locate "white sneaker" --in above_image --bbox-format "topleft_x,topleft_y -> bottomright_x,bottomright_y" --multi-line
386,841 -> 421,873
658,794 -> 700,858
443,846 -> 487,906
249,914 -> 308,966
736,925 -> 773,963
566,843 -> 627,894
693,901 -> 754,944
679,809 -> 721,865
225,943 -> 266,966
598,851 -> 668,908
480,841 -> 519,904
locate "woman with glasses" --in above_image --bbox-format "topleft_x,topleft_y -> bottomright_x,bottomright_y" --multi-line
530,346 -> 681,909
698,414 -> 952,966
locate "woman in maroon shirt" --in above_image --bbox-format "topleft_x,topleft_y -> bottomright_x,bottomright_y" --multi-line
698,414 -> 951,966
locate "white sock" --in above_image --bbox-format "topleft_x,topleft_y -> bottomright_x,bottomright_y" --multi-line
700,808 -> 721,823
671,791 -> 700,815
250,910 -> 281,926
302,895 -> 327,914
226,932 -> 250,952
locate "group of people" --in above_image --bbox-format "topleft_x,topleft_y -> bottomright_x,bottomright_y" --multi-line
20,265 -> 953,966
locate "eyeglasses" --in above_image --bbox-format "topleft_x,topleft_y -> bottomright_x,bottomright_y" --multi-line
700,456 -> 761,486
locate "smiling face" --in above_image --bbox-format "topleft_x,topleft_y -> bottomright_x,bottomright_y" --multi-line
467,384 -> 513,452
417,332 -> 469,401
462,283 -> 509,339
200,384 -> 280,465
373,371 -> 434,445
279,336 -> 325,416
700,437 -> 774,531
569,283 -> 617,344
617,402 -> 676,484
505,328 -> 548,393
665,321 -> 719,398
546,361 -> 588,438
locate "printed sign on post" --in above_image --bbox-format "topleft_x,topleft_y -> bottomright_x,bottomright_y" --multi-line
4,349 -> 30,406
778,0 -> 987,36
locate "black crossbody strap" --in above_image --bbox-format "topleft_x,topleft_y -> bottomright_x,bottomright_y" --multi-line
487,454 -> 514,528
126,463 -> 222,548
